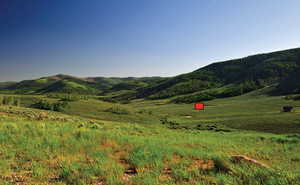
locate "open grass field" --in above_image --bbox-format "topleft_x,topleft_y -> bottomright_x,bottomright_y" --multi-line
0,92 -> 299,185
129,93 -> 300,134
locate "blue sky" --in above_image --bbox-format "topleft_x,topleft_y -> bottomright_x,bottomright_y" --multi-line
1,0 -> 300,81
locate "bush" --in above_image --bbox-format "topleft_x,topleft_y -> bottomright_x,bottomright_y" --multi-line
33,100 -> 52,110
172,91 -> 216,103
0,96 -> 21,106
33,100 -> 69,112
285,94 -> 300,101
53,101 -> 69,112
98,97 -> 118,103
104,106 -> 130,115
46,93 -> 89,101
14,99 -> 21,107
2,96 -> 13,105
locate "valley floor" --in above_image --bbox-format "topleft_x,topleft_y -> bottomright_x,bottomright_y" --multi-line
0,94 -> 299,185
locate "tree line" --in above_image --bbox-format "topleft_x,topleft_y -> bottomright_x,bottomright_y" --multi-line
33,100 -> 69,112
0,96 -> 21,106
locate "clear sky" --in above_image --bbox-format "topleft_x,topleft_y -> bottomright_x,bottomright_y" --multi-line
1,0 -> 300,81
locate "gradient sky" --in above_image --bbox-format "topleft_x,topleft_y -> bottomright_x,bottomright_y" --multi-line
1,0 -> 300,81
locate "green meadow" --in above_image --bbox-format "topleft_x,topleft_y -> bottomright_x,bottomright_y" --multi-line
0,92 -> 299,185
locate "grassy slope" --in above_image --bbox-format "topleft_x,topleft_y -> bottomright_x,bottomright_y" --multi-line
7,89 -> 299,133
0,75 -> 167,96
37,80 -> 100,94
0,105 -> 299,184
64,99 -> 159,124
130,92 -> 300,134
127,47 -> 300,101
0,82 -> 16,89
0,93 -> 299,184
2,91 -> 300,133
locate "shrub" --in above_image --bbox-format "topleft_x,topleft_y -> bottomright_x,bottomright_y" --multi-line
33,100 -> 69,112
104,106 -> 130,115
33,100 -> 52,110
137,109 -> 153,115
14,98 -> 21,107
0,96 -> 21,106
172,92 -> 215,103
46,93 -> 89,101
211,157 -> 231,173
53,101 -> 69,112
60,94 -> 83,101
2,96 -> 13,105
98,97 -> 118,103
285,94 -> 300,100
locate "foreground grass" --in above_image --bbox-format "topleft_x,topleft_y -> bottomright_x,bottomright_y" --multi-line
0,107 -> 299,184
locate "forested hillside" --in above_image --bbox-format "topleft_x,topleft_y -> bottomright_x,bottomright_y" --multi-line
118,48 -> 300,102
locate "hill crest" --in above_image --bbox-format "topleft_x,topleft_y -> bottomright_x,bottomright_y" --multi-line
1,47 -> 299,101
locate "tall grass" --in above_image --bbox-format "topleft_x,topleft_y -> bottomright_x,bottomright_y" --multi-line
0,94 -> 299,184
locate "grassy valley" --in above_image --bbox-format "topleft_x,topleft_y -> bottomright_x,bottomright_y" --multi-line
0,91 -> 300,184
0,48 -> 300,184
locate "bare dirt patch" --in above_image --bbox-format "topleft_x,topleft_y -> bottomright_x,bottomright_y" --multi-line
231,155 -> 270,168
188,159 -> 215,171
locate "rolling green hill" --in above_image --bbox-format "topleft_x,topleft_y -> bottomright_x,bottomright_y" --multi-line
0,81 -> 16,89
1,48 -> 299,102
0,74 -> 167,96
121,48 -> 300,102
36,79 -> 100,94
2,74 -> 74,94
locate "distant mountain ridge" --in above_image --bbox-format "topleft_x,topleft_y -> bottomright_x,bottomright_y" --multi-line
0,74 -> 167,95
1,47 -> 299,102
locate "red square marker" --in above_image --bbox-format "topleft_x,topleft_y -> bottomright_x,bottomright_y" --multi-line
194,103 -> 204,110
